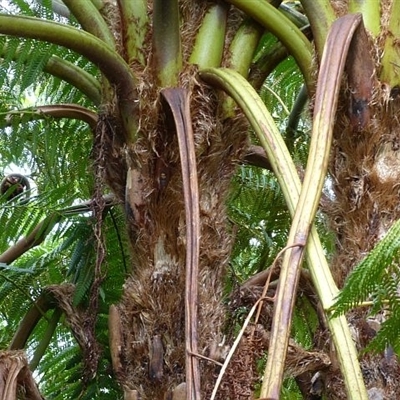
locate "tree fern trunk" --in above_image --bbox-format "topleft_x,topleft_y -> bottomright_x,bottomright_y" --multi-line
99,3 -> 248,397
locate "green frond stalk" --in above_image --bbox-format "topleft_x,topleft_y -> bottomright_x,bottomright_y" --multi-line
225,19 -> 262,77
380,0 -> 400,88
299,0 -> 336,59
0,105 -> 98,130
0,42 -> 101,104
200,67 -> 367,400
29,308 -> 62,371
349,0 -> 380,37
44,56 -> 102,105
221,18 -> 263,118
62,0 -> 116,47
152,0 -> 182,87
279,2 -> 309,27
189,3 -> 229,69
90,0 -> 104,10
286,84 -> 308,149
226,0 -> 314,92
9,291 -> 55,350
117,0 -> 148,65
0,14 -> 137,141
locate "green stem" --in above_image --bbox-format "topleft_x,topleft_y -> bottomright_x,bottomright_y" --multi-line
44,56 -> 102,105
152,0 -> 182,87
349,0 -> 380,37
226,0 -> 313,93
189,3 -> 229,69
62,0 -> 115,47
0,42 -> 102,104
0,104 -> 98,130
29,308 -> 62,371
117,0 -> 148,65
380,0 -> 400,88
285,84 -> 308,151
226,18 -> 263,79
9,292 -> 55,350
279,3 -> 309,27
299,0 -> 336,59
0,15 -> 137,141
221,18 -> 263,118
90,0 -> 104,9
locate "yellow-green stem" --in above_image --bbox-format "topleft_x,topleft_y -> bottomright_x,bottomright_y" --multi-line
152,0 -> 182,87
62,0 -> 115,47
0,14 -> 137,142
117,0 -> 148,65
221,18 -> 263,118
380,0 -> 400,88
189,3 -> 229,69
299,0 -> 336,60
226,0 -> 314,93
349,0 -> 380,37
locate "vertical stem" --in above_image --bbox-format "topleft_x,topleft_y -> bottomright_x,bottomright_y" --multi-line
349,0 -> 380,37
117,0 -> 148,65
189,3 -> 229,69
299,0 -> 336,60
62,0 -> 115,47
161,89 -> 201,400
221,18 -> 263,118
152,0 -> 182,87
380,0 -> 400,88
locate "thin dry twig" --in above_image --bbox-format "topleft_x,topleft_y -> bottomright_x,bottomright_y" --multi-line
210,243 -> 303,399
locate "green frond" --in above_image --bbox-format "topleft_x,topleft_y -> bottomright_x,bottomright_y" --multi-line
228,166 -> 290,281
38,341 -> 83,398
72,247 -> 95,307
261,57 -> 308,136
333,219 -> 400,316
292,295 -> 319,348
367,307 -> 400,355
332,219 -> 400,355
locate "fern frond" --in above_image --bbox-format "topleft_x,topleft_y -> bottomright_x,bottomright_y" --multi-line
229,165 -> 290,280
332,219 -> 400,316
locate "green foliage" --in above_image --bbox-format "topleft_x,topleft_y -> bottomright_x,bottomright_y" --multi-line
0,1 -> 123,393
332,219 -> 400,353
0,193 -> 128,398
228,166 -> 291,282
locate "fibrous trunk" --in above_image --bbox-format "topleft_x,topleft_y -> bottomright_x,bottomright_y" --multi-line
99,3 -> 248,398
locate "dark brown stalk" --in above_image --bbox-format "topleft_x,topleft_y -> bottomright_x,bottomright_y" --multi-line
161,88 -> 200,400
